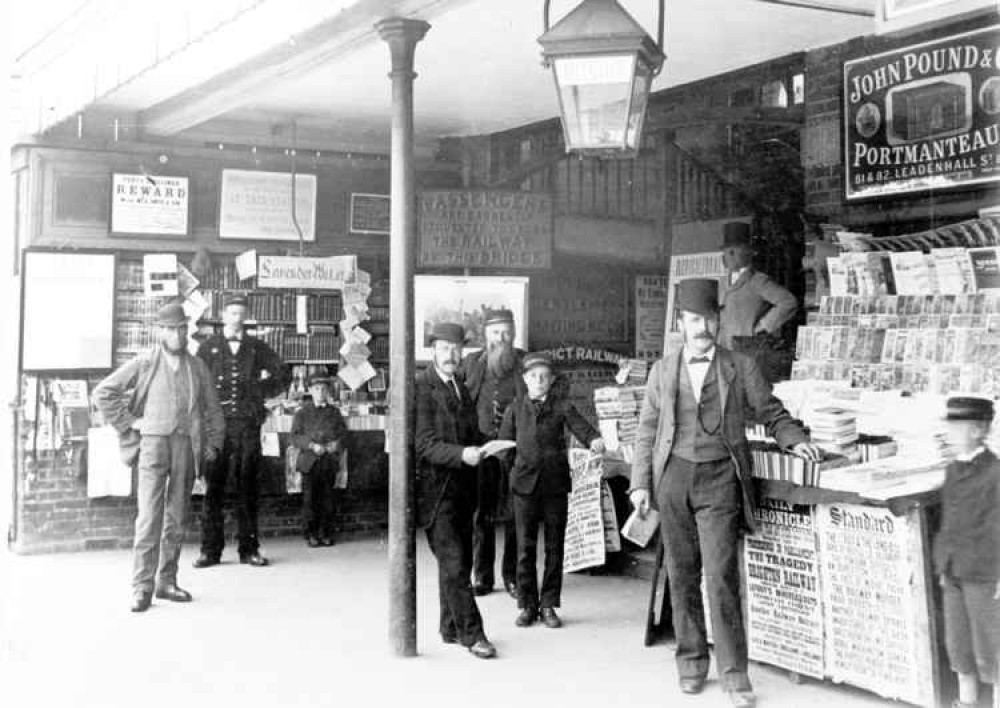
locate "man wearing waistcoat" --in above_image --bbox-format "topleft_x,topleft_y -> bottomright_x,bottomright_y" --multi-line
459,308 -> 524,598
718,222 -> 797,351
93,303 -> 224,612
193,294 -> 286,568
629,279 -> 821,708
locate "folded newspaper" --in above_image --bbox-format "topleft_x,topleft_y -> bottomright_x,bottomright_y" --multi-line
621,507 -> 660,547
480,439 -> 516,458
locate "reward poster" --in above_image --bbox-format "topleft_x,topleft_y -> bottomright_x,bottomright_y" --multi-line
844,25 -> 1000,200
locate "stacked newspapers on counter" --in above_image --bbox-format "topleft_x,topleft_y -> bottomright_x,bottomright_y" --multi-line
593,385 -> 645,471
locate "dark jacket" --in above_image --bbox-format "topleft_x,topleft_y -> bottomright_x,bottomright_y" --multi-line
414,366 -> 484,528
459,348 -> 527,410
290,402 -> 348,474
499,381 -> 599,496
630,346 -> 807,533
197,333 -> 286,424
933,448 -> 1000,582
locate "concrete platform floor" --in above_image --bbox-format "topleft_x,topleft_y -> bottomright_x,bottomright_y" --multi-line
1,536 -> 891,708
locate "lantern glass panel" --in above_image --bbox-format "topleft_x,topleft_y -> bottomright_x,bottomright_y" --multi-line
625,60 -> 651,150
553,53 -> 636,149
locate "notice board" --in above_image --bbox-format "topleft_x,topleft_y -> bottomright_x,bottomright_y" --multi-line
21,251 -> 117,371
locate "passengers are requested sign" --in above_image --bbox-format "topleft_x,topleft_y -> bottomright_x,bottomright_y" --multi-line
418,190 -> 553,268
843,25 -> 1000,200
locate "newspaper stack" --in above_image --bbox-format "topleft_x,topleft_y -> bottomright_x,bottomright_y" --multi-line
593,385 -> 646,465
805,407 -> 858,456
615,358 -> 649,386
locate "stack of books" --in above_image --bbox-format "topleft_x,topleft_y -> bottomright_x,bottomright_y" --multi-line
805,407 -> 858,455
748,440 -> 854,486
857,434 -> 898,463
615,358 -> 649,385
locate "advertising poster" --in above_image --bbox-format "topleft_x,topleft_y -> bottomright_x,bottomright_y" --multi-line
635,274 -> 670,361
563,450 -> 606,573
844,25 -> 1000,199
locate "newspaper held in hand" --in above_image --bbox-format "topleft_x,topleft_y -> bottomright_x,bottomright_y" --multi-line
621,507 -> 660,548
480,439 -> 516,458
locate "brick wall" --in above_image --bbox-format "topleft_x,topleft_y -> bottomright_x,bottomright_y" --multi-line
803,14 -> 996,231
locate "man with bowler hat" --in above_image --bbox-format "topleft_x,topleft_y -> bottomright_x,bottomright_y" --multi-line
718,222 -> 797,351
629,278 -> 820,707
93,303 -> 224,612
416,322 -> 496,659
459,307 -> 524,598
193,294 -> 286,568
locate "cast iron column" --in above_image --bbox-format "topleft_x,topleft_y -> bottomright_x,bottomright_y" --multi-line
377,16 -> 428,658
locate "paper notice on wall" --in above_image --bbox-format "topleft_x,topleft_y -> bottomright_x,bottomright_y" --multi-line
235,249 -> 258,280
338,361 -> 376,390
183,289 -> 209,323
143,253 -> 178,296
342,282 -> 371,306
50,380 -> 88,407
340,315 -> 360,332
176,264 -> 200,297
340,340 -> 372,367
349,326 -> 372,345
87,427 -> 132,497
743,497 -> 824,679
296,294 -> 308,334
355,269 -> 371,286
345,301 -> 369,322
563,450 -> 606,573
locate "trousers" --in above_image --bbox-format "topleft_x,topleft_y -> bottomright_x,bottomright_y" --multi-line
426,491 -> 486,647
656,456 -> 751,692
302,456 -> 338,539
513,491 -> 568,610
200,418 -> 262,558
942,575 -> 1000,683
473,455 -> 517,588
132,433 -> 195,592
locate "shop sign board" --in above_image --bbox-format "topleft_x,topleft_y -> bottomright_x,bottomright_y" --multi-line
743,497 -> 824,679
219,169 -> 316,241
635,274 -> 670,361
418,189 -> 553,268
844,25 -> 1000,200
257,255 -> 356,290
110,173 -> 189,236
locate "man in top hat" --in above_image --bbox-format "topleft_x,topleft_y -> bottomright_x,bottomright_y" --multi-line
459,307 -> 524,598
629,278 -> 821,707
193,293 -> 287,568
415,322 -> 496,659
93,303 -> 224,612
718,221 -> 798,351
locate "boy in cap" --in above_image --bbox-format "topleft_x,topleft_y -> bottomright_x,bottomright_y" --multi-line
290,375 -> 348,547
498,352 -> 604,629
934,396 -> 1000,708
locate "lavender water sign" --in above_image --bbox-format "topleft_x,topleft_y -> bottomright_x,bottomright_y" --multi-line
844,24 -> 1000,200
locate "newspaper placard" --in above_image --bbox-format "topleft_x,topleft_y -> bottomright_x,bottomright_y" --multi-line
635,274 -> 670,361
743,497 -> 824,678
664,253 -> 726,349
563,450 -> 605,573
816,502 -> 933,705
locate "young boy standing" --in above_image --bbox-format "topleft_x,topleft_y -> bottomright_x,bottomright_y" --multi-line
499,352 -> 604,629
291,376 -> 348,547
933,396 -> 1000,708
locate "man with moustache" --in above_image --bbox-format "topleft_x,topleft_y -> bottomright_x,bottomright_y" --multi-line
415,322 -> 496,659
629,279 -> 821,708
459,308 -> 525,598
93,303 -> 224,612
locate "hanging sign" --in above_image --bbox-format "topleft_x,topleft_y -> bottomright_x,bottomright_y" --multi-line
257,255 -> 356,290
418,189 -> 553,268
844,25 -> 1000,200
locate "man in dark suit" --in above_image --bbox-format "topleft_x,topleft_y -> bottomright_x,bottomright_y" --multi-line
629,279 -> 821,708
415,322 -> 496,659
459,308 -> 524,598
193,294 -> 286,568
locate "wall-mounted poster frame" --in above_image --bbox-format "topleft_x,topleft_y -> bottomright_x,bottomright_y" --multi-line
349,193 -> 390,235
110,173 -> 190,237
20,249 -> 117,372
219,169 -> 317,241
414,275 -> 529,361
876,0 -> 997,34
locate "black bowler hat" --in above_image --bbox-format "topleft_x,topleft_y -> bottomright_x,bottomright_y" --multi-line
722,222 -> 752,249
154,303 -> 189,327
484,308 -> 515,327
307,375 -> 333,387
522,352 -> 554,373
675,279 -> 720,317
224,293 -> 249,309
945,396 -> 994,421
428,322 -> 466,345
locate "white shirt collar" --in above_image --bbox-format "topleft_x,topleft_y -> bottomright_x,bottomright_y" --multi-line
434,367 -> 456,385
730,266 -> 749,284
683,346 -> 716,364
955,446 -> 985,462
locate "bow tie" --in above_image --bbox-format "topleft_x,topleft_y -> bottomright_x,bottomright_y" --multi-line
689,356 -> 711,364
227,337 -> 242,343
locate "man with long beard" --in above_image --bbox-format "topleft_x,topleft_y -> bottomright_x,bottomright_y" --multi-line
459,308 -> 525,598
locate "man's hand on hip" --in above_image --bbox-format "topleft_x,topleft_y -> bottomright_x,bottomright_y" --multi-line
630,489 -> 650,519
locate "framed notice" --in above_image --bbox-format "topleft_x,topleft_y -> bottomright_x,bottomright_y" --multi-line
349,193 -> 390,235
219,169 -> 316,241
844,25 -> 1000,200
418,190 -> 553,269
877,0 -> 998,34
110,173 -> 189,237
414,275 -> 528,361
20,250 -> 116,371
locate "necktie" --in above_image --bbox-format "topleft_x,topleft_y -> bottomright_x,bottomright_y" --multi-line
450,380 -> 461,402
689,356 -> 711,364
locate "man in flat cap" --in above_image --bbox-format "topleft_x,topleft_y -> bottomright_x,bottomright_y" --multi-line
629,278 -> 821,708
93,303 -> 224,612
415,322 -> 496,659
718,222 -> 797,351
193,294 -> 286,568
459,307 -> 524,598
